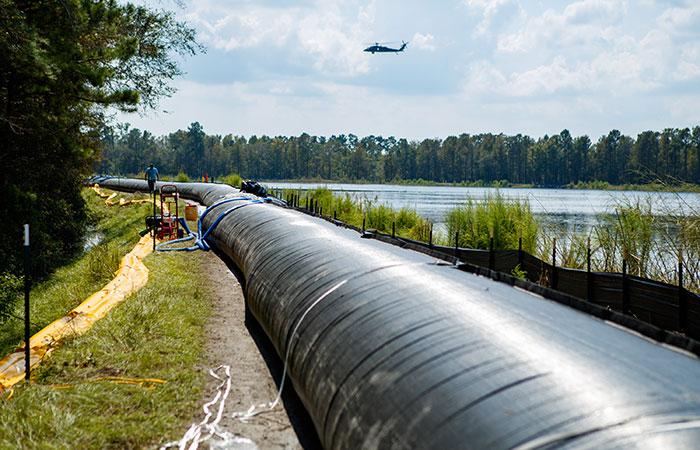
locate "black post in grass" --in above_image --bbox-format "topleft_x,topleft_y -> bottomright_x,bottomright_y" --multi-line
551,238 -> 557,290
518,228 -> 523,269
679,249 -> 687,332
24,224 -> 30,380
587,237 -> 593,301
622,259 -> 630,316
455,230 -> 460,261
152,186 -> 157,251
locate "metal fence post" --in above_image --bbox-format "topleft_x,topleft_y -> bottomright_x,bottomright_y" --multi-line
152,188 -> 156,251
679,249 -> 687,332
622,259 -> 630,315
587,237 -> 593,301
24,224 -> 30,380
518,228 -> 523,268
552,238 -> 557,290
455,230 -> 460,261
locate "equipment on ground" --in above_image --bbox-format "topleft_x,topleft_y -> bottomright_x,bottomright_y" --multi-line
145,184 -> 183,240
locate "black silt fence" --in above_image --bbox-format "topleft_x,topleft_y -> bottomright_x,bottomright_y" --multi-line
366,235 -> 700,340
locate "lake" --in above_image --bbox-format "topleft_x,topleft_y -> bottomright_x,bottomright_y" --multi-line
265,182 -> 700,234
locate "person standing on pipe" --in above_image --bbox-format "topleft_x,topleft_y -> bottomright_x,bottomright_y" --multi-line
145,164 -> 159,192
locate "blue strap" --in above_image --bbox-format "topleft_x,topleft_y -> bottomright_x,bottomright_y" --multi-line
156,197 -> 264,252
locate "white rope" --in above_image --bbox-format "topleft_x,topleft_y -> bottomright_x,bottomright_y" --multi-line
161,365 -> 257,450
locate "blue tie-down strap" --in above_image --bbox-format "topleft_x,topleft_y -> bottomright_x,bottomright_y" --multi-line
156,197 -> 266,252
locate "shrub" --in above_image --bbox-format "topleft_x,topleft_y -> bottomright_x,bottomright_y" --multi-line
221,173 -> 242,187
445,191 -> 538,251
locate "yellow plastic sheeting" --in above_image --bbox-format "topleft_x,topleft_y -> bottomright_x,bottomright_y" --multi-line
0,234 -> 154,391
50,376 -> 167,390
91,185 -> 151,207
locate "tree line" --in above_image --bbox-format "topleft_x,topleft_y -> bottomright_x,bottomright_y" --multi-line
1,0 -> 199,283
98,123 -> 700,186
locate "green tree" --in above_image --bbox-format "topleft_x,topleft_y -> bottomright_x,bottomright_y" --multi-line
0,0 -> 200,279
186,122 -> 206,178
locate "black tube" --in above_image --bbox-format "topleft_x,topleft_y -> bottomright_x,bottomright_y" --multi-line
100,178 -> 700,450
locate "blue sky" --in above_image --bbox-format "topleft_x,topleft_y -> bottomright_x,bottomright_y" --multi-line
121,0 -> 700,141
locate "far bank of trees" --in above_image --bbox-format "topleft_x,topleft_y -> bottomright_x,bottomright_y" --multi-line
97,124 -> 700,186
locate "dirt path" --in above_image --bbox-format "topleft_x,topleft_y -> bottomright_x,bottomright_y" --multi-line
193,251 -> 322,450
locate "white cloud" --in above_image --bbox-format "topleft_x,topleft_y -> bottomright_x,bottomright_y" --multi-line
121,1 -> 700,141
483,0 -> 700,98
411,33 -> 436,51
463,0 -> 522,35
497,0 -> 628,53
182,0 -> 376,76
657,4 -> 700,37
562,0 -> 627,25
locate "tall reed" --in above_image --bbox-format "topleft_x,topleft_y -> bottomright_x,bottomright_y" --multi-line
282,187 -> 433,243
445,191 -> 538,252
221,173 -> 242,187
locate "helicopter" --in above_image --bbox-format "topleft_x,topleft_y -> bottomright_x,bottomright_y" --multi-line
363,40 -> 408,54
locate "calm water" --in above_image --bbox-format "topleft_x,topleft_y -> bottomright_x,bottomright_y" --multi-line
265,182 -> 700,233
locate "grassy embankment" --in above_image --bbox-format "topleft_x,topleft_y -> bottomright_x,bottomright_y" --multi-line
0,188 -> 209,449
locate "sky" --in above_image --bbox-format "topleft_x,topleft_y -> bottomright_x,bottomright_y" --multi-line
120,0 -> 700,141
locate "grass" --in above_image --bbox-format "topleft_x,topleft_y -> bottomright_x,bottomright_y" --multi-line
220,173 -> 242,188
445,191 -> 538,252
282,187 -> 434,242
0,191 -> 153,356
536,196 -> 700,294
0,188 -> 211,449
569,180 -> 700,193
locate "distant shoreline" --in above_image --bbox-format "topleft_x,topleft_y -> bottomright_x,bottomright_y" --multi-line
261,178 -> 700,193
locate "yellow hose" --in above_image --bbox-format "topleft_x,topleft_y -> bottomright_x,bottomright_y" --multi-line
0,197 -> 156,391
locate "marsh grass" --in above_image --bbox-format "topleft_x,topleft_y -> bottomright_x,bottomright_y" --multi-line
85,243 -> 121,284
445,191 -> 538,252
221,173 -> 242,187
538,195 -> 700,293
0,188 -> 210,449
283,187 -> 434,243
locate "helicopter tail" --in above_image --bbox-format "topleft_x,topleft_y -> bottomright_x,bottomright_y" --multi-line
398,40 -> 408,52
